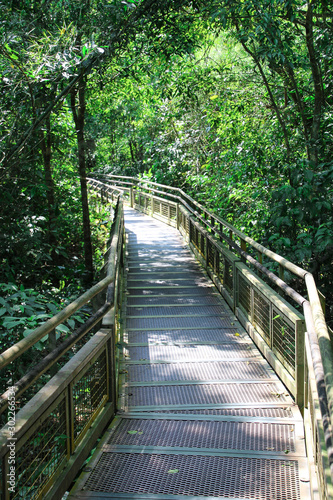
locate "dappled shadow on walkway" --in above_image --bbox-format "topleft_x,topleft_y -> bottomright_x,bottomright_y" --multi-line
69,208 -> 310,500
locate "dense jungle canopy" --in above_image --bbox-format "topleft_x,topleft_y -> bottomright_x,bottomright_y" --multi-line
0,0 -> 332,350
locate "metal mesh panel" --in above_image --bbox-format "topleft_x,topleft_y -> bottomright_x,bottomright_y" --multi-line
110,418 -> 295,452
239,274 -> 251,316
127,294 -> 223,306
127,327 -> 242,344
128,264 -> 200,273
84,452 -> 300,499
73,349 -> 108,445
127,270 -> 203,280
127,305 -> 228,317
180,212 -> 189,235
225,257 -> 234,293
126,360 -> 270,382
161,203 -> 169,218
200,230 -> 205,257
127,286 -> 214,296
126,315 -> 234,330
127,277 -> 211,288
272,309 -> 295,375
11,397 -> 67,500
217,250 -> 224,282
207,239 -> 215,270
127,253 -> 195,264
253,289 -> 271,345
170,206 -> 177,220
127,383 -> 290,407
127,343 -> 258,361
153,199 -> 161,214
150,407 -> 294,417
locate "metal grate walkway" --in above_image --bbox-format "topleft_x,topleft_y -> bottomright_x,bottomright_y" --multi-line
69,208 -> 311,500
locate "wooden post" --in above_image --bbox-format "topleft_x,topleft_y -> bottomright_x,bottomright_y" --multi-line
48,329 -> 57,376
219,223 -> 224,242
241,238 -> 246,263
318,290 -> 326,317
295,320 -> 306,415
257,250 -> 263,265
229,230 -> 233,251
279,264 -> 285,282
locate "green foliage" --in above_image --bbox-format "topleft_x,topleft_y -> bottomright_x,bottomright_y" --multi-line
0,0 -> 332,329
0,283 -> 88,354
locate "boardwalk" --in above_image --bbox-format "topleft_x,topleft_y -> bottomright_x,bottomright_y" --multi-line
70,208 -> 310,500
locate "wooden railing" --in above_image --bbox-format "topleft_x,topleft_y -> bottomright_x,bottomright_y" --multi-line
0,185 -> 124,500
93,173 -> 333,500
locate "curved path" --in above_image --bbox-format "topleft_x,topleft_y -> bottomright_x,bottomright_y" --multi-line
69,208 -> 310,500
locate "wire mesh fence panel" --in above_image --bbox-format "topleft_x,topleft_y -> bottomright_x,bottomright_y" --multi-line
8,396 -> 68,500
72,348 -> 108,449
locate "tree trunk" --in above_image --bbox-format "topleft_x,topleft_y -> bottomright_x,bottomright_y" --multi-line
71,77 -> 94,283
305,2 -> 324,166
39,115 -> 57,246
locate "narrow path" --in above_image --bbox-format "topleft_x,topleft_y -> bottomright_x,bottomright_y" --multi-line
70,208 -> 310,500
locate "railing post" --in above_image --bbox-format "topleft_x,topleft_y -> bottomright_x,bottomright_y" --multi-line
318,290 -> 326,317
219,223 -> 224,242
176,204 -> 179,230
205,235 -> 209,268
48,328 -> 57,376
129,187 -> 133,208
69,382 -> 75,454
241,238 -> 246,263
257,250 -> 263,265
296,320 -> 306,414
229,230 -> 233,251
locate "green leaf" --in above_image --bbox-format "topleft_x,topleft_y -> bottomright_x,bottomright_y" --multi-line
0,308 -> 7,317
168,469 -> 179,474
23,328 -> 36,337
56,324 -> 70,333
67,319 -> 75,329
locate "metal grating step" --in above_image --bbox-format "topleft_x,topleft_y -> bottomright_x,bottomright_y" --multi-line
126,343 -> 259,361
127,256 -> 199,266
125,382 -> 292,407
82,451 -> 302,499
126,329 -> 240,344
127,271 -> 203,279
126,305 -> 228,317
128,263 -> 202,272
108,418 -> 298,453
127,250 -> 192,258
127,287 -> 215,296
126,278 -> 212,288
126,294 -> 223,306
133,407 -> 295,418
125,360 -> 272,382
126,315 -> 238,330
